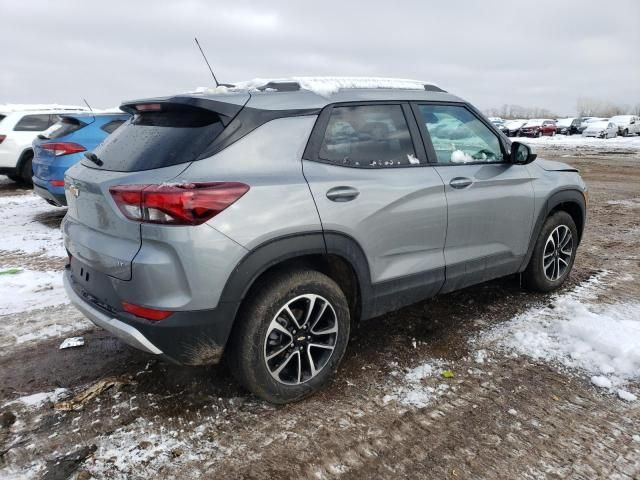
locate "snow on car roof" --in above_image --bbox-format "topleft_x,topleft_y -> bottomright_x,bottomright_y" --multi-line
197,76 -> 442,97
0,104 -> 89,114
587,121 -> 610,128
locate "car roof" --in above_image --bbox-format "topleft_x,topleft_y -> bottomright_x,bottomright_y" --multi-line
125,77 -> 465,112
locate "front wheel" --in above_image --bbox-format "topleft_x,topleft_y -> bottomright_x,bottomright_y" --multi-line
623,129 -> 628,137
523,211 -> 578,292
227,269 -> 351,403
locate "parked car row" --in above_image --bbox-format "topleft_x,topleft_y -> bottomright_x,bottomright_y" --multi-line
497,115 -> 640,139
0,105 -> 130,204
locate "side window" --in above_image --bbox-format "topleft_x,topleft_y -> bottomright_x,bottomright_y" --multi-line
13,114 -> 52,132
101,120 -> 125,134
319,104 -> 418,167
416,104 -> 504,164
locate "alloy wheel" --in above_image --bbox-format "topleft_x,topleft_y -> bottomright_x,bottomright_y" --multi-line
264,294 -> 339,385
543,225 -> 573,281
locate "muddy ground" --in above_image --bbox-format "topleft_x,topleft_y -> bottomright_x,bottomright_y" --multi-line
0,146 -> 639,479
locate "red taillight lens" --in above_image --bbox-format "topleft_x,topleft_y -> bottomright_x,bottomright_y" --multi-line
110,182 -> 249,226
41,142 -> 86,156
49,180 -> 65,187
122,301 -> 172,321
0,135 -> 6,144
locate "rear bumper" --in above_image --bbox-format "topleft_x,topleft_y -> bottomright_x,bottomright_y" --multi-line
63,268 -> 240,365
33,180 -> 67,206
64,270 -> 163,355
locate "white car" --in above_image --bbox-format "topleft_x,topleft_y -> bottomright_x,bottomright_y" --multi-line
609,115 -> 640,137
582,120 -> 618,139
0,105 -> 87,183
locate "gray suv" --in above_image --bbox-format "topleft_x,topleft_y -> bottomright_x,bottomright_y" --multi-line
62,79 -> 587,403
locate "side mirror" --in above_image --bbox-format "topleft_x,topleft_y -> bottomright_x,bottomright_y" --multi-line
510,141 -> 537,165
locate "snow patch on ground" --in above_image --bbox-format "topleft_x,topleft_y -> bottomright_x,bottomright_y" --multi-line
481,272 -> 640,395
3,388 -> 70,409
383,360 -> 450,408
0,269 -> 67,315
0,194 -> 66,257
607,198 -> 640,208
514,134 -> 640,153
84,418 -> 226,478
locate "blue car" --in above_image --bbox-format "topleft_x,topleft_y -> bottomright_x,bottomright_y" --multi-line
32,112 -> 130,206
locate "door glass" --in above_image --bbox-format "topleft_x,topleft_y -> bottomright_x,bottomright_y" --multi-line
319,105 -> 418,168
417,105 -> 504,164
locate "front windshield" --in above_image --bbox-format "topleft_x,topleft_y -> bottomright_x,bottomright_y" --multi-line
557,118 -> 573,127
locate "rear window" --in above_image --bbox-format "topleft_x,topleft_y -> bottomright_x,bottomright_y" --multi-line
14,114 -> 53,132
45,117 -> 87,139
87,105 -> 225,172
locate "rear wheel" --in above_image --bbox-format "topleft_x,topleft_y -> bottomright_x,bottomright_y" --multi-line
523,211 -> 578,292
623,129 -> 629,137
227,269 -> 350,403
18,151 -> 34,186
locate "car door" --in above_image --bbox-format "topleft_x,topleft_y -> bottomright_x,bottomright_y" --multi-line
412,102 -> 535,293
302,102 -> 447,306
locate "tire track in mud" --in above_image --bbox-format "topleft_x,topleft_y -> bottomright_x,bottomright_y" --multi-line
208,359 -> 639,479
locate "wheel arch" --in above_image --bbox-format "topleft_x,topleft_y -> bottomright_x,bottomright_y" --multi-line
519,188 -> 586,272
17,147 -> 34,169
219,232 -> 372,329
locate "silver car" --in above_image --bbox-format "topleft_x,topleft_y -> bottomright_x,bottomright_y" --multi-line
62,78 -> 588,403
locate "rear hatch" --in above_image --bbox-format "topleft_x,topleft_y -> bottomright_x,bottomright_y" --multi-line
33,115 -> 89,182
63,93 -> 249,280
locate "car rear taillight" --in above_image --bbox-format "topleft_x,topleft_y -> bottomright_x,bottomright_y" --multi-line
109,182 -> 250,225
41,142 -> 86,156
0,135 -> 6,144
122,301 -> 172,321
49,180 -> 65,187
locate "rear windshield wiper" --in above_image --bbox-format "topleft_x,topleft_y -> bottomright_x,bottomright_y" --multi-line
37,134 -> 48,140
84,152 -> 103,166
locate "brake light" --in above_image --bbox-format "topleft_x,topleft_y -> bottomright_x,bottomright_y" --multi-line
135,103 -> 162,112
110,182 -> 249,225
41,142 -> 86,156
122,301 -> 172,321
49,180 -> 65,187
0,135 -> 6,144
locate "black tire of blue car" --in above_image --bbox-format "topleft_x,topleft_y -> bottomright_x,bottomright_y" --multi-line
523,211 -> 578,292
19,151 -> 34,186
227,269 -> 351,404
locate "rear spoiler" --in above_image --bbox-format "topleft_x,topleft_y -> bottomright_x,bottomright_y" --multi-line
120,94 -> 250,126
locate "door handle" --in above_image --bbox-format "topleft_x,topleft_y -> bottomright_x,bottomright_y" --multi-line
449,177 -> 473,189
326,186 -> 360,202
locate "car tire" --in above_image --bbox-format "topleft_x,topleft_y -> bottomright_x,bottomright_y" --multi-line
523,211 -> 578,292
537,131 -> 542,138
623,129 -> 628,137
227,269 -> 351,404
18,151 -> 34,186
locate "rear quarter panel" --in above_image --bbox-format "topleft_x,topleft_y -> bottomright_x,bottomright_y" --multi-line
174,115 -> 322,250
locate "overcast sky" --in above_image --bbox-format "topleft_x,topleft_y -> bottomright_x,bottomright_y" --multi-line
1,0 -> 638,114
